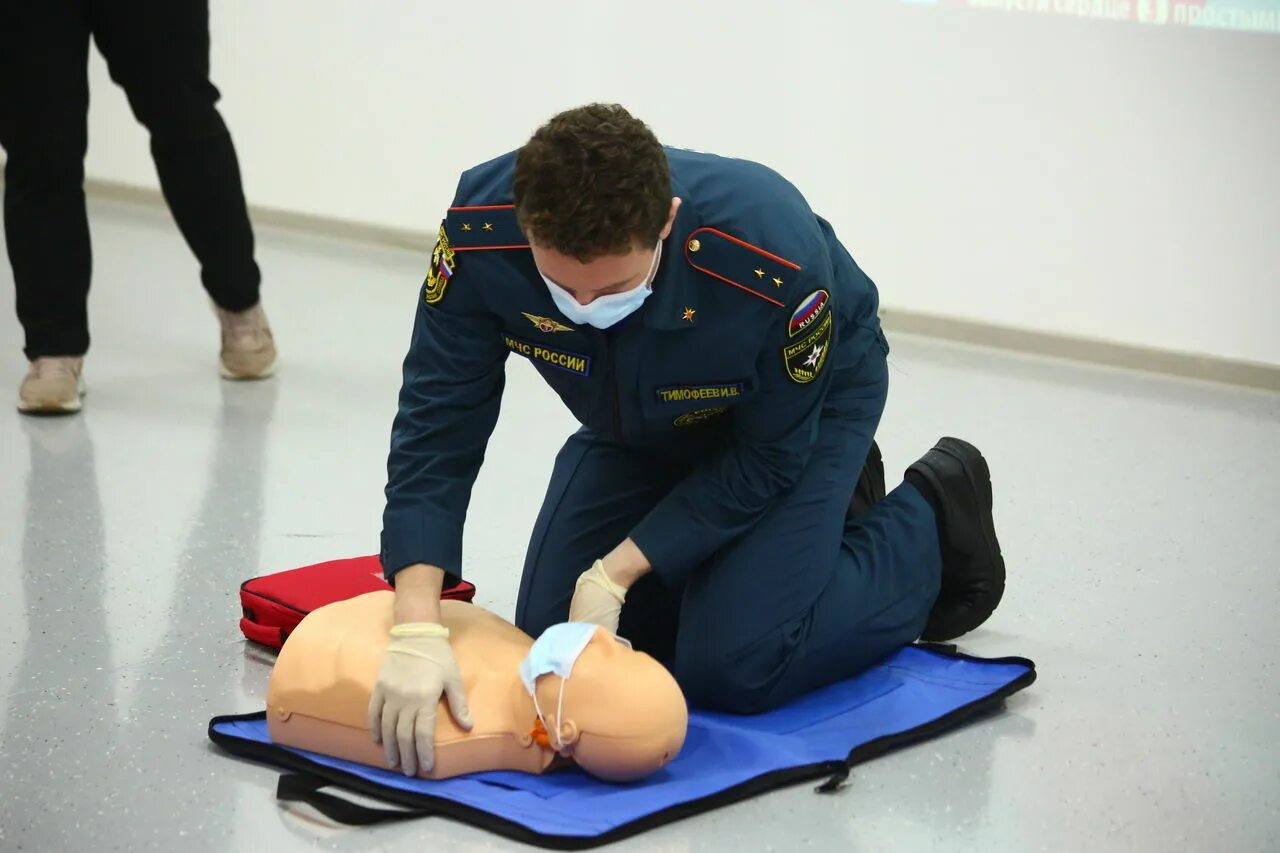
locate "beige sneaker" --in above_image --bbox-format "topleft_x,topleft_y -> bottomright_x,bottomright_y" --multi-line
18,356 -> 85,415
215,302 -> 277,380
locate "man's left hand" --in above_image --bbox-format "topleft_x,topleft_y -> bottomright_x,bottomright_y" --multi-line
568,559 -> 629,633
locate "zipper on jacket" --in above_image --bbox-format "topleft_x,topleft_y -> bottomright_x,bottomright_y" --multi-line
602,331 -> 625,443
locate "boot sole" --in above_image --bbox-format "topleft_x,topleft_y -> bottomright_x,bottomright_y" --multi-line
17,400 -> 82,416
917,437 -> 1006,640
936,437 -> 1004,571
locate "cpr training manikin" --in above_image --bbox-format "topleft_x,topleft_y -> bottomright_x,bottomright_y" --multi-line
266,592 -> 689,782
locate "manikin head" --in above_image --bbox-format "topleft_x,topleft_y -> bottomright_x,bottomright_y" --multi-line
523,623 -> 688,782
514,103 -> 680,314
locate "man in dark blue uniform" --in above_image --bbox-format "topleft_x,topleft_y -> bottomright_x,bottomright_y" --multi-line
367,104 -> 1006,777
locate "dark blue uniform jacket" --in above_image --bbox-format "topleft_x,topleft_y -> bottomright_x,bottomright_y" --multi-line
381,147 -> 886,584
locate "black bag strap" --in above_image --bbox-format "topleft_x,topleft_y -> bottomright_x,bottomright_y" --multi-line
277,773 -> 436,825
814,763 -> 851,794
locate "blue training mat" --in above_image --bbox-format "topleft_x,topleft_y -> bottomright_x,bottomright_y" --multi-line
210,644 -> 1034,849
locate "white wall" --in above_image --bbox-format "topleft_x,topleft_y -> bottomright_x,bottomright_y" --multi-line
82,0 -> 1280,366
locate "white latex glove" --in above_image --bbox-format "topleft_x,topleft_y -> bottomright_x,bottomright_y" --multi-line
568,559 -> 628,634
368,623 -> 473,776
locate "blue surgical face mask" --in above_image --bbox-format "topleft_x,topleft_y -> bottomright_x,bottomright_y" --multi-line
540,241 -> 662,330
519,622 -> 632,750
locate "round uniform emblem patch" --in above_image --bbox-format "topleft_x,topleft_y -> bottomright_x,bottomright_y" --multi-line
783,310 -> 833,384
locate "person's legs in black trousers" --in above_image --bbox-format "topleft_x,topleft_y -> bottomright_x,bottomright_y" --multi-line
1,0 -> 271,412
90,0 -> 261,314
0,0 -> 95,361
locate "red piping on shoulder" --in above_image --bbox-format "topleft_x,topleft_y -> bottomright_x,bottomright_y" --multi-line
691,227 -> 801,270
449,204 -> 516,212
684,227 -> 796,307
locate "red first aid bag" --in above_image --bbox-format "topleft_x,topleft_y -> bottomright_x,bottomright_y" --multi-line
239,555 -> 476,650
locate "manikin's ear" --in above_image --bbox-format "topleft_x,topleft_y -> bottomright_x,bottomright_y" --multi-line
556,718 -> 580,752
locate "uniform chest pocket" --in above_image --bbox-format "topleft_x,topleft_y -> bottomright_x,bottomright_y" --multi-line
642,379 -> 756,429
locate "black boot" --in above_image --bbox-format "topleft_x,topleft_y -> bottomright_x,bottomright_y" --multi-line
905,437 -> 1005,641
848,440 -> 885,518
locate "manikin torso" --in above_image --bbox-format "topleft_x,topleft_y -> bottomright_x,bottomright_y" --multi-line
266,591 -> 687,781
268,592 -> 554,778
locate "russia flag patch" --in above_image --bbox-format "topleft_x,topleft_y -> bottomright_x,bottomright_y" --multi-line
788,289 -> 829,337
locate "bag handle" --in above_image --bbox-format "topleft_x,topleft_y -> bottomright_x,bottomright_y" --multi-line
276,773 -> 436,825
239,617 -> 287,650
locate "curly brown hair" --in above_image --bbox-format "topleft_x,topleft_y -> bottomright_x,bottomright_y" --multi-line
514,104 -> 671,262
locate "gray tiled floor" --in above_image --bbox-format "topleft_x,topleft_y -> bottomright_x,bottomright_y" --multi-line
1,199 -> 1277,851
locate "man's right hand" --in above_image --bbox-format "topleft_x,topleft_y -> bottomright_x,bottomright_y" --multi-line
368,563 -> 473,776
368,622 -> 473,776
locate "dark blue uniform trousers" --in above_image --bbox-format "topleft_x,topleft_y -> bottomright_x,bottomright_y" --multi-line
515,346 -> 942,713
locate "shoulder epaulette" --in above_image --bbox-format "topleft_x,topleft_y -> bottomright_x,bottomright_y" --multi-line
445,205 -> 529,251
422,204 -> 529,304
683,227 -> 801,307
